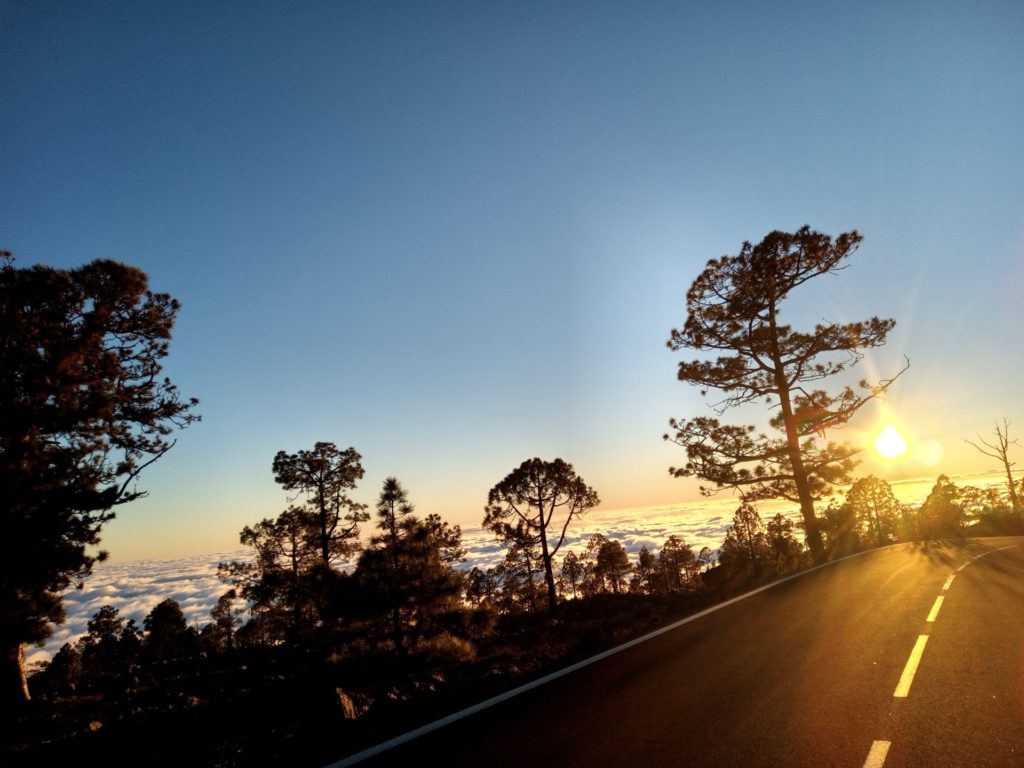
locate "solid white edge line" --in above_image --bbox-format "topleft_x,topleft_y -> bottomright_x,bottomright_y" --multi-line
893,635 -> 929,697
862,739 -> 891,768
941,574 -> 955,591
925,595 -> 944,623
324,552 -> 866,767
959,543 -> 1019,572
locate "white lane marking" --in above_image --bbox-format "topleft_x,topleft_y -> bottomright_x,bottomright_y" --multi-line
926,595 -> 944,623
862,740 -> 891,768
894,635 -> 929,697
942,574 -> 955,591
958,543 -> 1019,572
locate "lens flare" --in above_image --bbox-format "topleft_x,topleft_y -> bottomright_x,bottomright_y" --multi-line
874,424 -> 909,459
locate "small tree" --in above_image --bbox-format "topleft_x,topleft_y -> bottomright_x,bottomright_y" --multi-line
697,546 -> 716,574
822,498 -> 861,556
917,475 -> 965,538
630,546 -> 659,595
845,475 -> 900,546
484,458 -> 599,610
41,643 -> 82,695
965,418 -> 1021,512
492,527 -> 543,614
665,228 -> 905,563
220,506 -> 324,643
368,477 -> 415,653
200,590 -> 242,653
0,254 -> 199,703
357,478 -> 467,654
594,539 -> 632,595
658,535 -> 698,593
579,534 -> 609,597
272,442 -> 368,567
143,599 -> 196,662
77,605 -> 138,683
765,513 -> 804,575
719,501 -> 770,581
559,551 -> 585,599
465,567 -> 498,608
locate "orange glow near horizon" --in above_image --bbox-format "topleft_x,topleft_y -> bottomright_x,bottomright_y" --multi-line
874,424 -> 909,459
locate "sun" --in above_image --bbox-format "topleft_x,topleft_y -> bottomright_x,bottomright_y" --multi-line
874,424 -> 909,459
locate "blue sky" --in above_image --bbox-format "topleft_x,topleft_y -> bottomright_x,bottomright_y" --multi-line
3,1 -> 1022,560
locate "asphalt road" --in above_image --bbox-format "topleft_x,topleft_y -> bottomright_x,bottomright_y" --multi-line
331,537 -> 1024,768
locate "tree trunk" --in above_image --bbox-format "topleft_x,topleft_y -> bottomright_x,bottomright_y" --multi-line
4,642 -> 30,705
769,300 -> 825,563
1003,457 -> 1021,513
781,404 -> 825,562
538,522 -> 558,610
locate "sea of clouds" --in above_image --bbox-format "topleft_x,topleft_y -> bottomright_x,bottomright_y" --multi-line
27,472 -> 1008,669
26,500 -> 739,669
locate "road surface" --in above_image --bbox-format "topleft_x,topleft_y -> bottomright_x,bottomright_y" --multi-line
331,537 -> 1024,767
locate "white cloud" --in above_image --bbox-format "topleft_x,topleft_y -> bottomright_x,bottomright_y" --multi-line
31,550 -> 247,667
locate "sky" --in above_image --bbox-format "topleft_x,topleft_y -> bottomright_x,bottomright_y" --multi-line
2,1 -> 1022,561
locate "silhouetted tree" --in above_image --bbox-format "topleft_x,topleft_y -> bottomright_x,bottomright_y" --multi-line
143,598 -> 197,662
697,546 -> 716,574
0,253 -> 199,702
630,546 -> 659,595
272,442 -> 368,567
918,475 -> 965,538
766,513 -> 804,574
357,480 -> 467,653
220,506 -> 323,643
665,228 -> 905,563
959,484 -> 1007,517
367,477 -> 415,653
465,567 -> 498,608
719,502 -> 771,580
845,475 -> 900,546
822,498 -> 861,556
200,590 -> 242,653
41,642 -> 82,695
559,551 -> 585,600
484,458 -> 599,610
77,605 -> 139,683
658,535 -> 699,593
594,539 -> 632,594
965,418 -> 1021,512
492,524 -> 543,613
579,534 -> 609,597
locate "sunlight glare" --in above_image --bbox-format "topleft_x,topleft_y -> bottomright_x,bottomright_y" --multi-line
874,424 -> 909,459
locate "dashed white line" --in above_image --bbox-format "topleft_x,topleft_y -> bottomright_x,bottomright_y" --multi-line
862,740 -> 891,768
941,574 -> 955,591
894,635 -> 929,697
926,595 -> 944,623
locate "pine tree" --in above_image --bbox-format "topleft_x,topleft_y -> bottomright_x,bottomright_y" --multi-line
1,254 -> 199,702
665,228 -> 905,563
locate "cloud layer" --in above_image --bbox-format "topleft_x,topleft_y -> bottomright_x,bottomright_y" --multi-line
29,473 -> 988,668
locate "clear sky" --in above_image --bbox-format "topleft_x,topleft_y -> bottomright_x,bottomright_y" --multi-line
3,1 -> 1022,560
